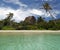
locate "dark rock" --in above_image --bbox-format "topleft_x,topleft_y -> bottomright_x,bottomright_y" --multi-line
24,16 -> 36,24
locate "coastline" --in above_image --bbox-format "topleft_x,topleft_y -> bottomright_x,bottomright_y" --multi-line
0,30 -> 60,35
0,30 -> 60,32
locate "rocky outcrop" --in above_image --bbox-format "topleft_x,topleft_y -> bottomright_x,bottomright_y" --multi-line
24,16 -> 36,24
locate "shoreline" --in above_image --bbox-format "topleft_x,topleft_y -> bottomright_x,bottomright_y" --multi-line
0,30 -> 60,35
0,30 -> 60,32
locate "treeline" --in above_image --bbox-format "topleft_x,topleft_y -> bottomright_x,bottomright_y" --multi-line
0,13 -> 60,30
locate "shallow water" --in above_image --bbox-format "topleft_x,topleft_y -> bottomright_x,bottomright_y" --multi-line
0,32 -> 60,50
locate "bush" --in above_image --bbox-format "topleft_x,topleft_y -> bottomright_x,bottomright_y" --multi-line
2,26 -> 15,30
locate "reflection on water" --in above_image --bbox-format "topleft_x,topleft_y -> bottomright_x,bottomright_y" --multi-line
0,33 -> 60,50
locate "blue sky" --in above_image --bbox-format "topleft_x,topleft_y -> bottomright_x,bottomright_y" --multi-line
0,0 -> 60,22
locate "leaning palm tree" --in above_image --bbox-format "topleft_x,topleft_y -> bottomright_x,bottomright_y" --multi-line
4,12 -> 14,26
41,2 -> 56,25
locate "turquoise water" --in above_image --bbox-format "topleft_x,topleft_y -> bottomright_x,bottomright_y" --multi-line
0,32 -> 60,50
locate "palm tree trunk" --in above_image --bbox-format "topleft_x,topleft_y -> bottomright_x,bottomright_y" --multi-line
48,10 -> 56,25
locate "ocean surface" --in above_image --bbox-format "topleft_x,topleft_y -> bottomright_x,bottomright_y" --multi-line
0,32 -> 60,50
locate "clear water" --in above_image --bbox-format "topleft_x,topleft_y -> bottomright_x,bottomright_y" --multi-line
0,32 -> 60,50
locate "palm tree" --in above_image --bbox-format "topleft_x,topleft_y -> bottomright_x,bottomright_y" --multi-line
42,2 -> 56,25
43,3 -> 52,12
7,12 -> 13,19
4,12 -> 14,26
7,12 -> 14,26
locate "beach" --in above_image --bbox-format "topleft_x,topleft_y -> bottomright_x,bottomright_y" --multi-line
0,30 -> 60,35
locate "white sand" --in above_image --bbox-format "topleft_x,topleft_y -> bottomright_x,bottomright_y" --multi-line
0,30 -> 60,35
0,30 -> 60,32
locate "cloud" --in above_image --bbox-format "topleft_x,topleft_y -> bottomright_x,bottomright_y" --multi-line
3,0 -> 27,7
0,7 -> 32,22
30,9 -> 44,16
30,9 -> 60,18
0,7 -> 60,22
30,9 -> 51,17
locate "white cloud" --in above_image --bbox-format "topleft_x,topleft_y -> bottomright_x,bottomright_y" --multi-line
0,7 -> 60,22
0,7 -> 32,22
30,9 -> 44,16
3,0 -> 27,7
30,9 -> 51,17
30,9 -> 60,18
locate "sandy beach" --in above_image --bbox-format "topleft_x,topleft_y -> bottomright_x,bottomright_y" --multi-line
0,30 -> 60,32
0,30 -> 60,35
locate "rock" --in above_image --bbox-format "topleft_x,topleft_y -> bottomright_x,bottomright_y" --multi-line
24,16 -> 36,24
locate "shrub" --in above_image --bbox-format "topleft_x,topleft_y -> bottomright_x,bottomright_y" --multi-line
2,26 -> 15,30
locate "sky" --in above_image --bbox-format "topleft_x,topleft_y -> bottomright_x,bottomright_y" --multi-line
0,0 -> 60,22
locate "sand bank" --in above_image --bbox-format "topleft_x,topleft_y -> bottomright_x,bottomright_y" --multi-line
0,30 -> 60,35
0,30 -> 60,32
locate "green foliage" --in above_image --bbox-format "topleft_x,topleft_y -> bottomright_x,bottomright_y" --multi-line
26,25 -> 38,30
3,12 -> 13,26
2,26 -> 15,30
0,21 -> 4,29
0,12 -> 60,30
43,2 -> 52,12
37,16 -> 44,23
